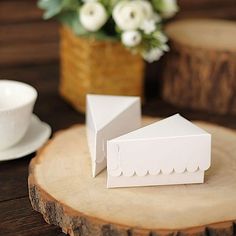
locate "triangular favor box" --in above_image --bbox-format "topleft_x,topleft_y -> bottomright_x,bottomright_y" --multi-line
107,114 -> 211,188
86,94 -> 141,177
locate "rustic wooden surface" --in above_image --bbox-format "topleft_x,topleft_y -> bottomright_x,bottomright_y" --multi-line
0,64 -> 236,235
29,117 -> 236,236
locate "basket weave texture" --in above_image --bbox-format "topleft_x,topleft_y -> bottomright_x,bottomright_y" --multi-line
59,26 -> 145,113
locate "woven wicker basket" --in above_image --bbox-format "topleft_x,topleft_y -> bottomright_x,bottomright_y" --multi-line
59,26 -> 145,113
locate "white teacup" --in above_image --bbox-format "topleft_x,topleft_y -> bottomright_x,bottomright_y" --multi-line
0,80 -> 37,150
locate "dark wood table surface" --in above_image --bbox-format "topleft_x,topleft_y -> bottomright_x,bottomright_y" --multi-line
0,63 -> 236,236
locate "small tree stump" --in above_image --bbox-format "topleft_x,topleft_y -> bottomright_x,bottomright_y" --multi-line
162,19 -> 236,115
28,118 -> 236,236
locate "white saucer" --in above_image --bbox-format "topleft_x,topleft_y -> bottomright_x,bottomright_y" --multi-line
0,114 -> 51,161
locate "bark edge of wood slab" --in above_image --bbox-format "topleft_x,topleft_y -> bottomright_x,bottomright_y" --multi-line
28,118 -> 236,236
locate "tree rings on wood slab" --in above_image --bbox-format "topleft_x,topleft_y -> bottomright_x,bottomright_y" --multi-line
29,118 -> 236,236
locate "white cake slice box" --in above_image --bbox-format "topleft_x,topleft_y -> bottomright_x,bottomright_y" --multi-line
86,94 -> 141,177
107,114 -> 211,188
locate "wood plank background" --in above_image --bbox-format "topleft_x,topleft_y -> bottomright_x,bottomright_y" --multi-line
0,0 -> 236,67
0,0 -> 59,66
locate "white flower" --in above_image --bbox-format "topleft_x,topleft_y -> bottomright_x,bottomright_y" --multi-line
137,0 -> 153,19
142,48 -> 164,62
121,30 -> 142,47
140,19 -> 156,34
152,13 -> 161,23
113,0 -> 160,33
159,0 -> 178,18
113,1 -> 145,31
80,2 -> 107,32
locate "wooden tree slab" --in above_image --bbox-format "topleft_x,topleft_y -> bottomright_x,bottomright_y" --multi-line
28,118 -> 236,236
162,19 -> 236,115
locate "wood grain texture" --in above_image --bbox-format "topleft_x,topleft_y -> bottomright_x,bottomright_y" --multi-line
162,19 -> 236,115
0,22 -> 58,44
0,197 -> 64,236
0,0 -> 42,23
0,42 -> 59,66
29,118 -> 236,236
0,1 -> 59,66
176,0 -> 236,20
0,155 -> 34,202
175,7 -> 236,21
178,0 -> 236,9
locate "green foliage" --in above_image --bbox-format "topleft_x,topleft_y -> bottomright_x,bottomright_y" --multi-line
38,0 -> 178,61
38,0 -> 117,39
38,0 -> 64,19
151,0 -> 162,12
38,0 -> 81,18
56,10 -> 85,35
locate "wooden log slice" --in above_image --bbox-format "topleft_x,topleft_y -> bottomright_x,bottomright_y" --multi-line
28,117 -> 236,236
162,19 -> 236,115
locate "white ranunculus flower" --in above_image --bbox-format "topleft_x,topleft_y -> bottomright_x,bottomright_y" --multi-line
113,1 -> 145,31
121,30 -> 142,47
159,0 -> 178,18
137,0 -> 153,19
80,2 -> 107,32
142,48 -> 164,62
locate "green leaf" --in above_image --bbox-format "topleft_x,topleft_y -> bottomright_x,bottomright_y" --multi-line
72,22 -> 88,35
38,0 -> 64,19
57,11 -> 77,26
38,0 -> 62,10
58,11 -> 88,35
43,7 -> 61,19
38,0 -> 80,19
38,0 -> 53,9
61,0 -> 80,10
151,0 -> 161,12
